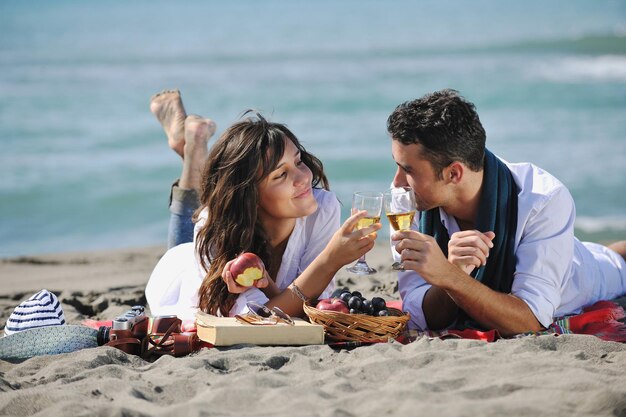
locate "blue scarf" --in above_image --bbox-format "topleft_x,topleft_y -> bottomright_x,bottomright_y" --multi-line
419,149 -> 519,324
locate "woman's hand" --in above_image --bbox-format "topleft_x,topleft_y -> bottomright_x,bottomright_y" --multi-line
221,259 -> 270,294
322,210 -> 382,270
447,230 -> 495,275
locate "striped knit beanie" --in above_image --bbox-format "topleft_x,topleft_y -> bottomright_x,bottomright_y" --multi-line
3,289 -> 65,336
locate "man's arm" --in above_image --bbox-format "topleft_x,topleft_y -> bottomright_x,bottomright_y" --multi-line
395,231 -> 542,336
421,287 -> 457,330
428,266 -> 542,336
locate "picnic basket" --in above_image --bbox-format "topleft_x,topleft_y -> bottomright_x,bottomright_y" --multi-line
303,301 -> 410,342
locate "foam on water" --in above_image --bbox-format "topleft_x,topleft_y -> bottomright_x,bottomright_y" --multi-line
532,55 -> 626,82
577,217 -> 626,233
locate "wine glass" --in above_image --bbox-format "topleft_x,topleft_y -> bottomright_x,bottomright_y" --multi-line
346,191 -> 383,275
383,186 -> 416,271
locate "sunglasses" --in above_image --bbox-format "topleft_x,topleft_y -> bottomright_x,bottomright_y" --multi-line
235,302 -> 295,326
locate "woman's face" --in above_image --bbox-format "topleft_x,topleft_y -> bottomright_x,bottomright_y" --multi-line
257,139 -> 317,222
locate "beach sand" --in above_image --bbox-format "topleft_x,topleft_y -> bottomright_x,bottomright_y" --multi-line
1,243 -> 626,416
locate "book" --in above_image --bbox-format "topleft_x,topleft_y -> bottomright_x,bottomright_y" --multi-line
195,311 -> 325,346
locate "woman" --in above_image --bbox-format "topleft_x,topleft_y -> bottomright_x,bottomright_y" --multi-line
146,90 -> 379,319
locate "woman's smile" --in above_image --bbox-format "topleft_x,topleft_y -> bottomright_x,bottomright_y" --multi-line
294,187 -> 312,199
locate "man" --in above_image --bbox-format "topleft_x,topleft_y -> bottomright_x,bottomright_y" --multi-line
388,89 -> 626,337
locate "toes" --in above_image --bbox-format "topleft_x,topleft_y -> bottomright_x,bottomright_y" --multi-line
151,89 -> 167,99
184,115 -> 216,140
185,115 -> 216,129
150,89 -> 181,101
185,114 -> 204,123
206,119 -> 216,135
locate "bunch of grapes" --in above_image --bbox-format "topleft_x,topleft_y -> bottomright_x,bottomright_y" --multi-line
332,288 -> 389,316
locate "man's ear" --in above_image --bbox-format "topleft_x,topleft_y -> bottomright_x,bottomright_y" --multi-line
446,162 -> 464,184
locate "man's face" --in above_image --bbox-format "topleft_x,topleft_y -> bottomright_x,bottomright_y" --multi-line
391,140 -> 447,212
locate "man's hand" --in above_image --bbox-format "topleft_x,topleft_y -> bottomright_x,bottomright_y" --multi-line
447,230 -> 496,274
393,231 -> 543,336
392,230 -> 456,286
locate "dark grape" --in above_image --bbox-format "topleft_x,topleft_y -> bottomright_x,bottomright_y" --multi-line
377,309 -> 389,316
332,287 -> 350,298
371,297 -> 386,311
347,296 -> 362,310
339,292 -> 352,303
351,291 -> 362,299
361,299 -> 372,312
349,308 -> 359,314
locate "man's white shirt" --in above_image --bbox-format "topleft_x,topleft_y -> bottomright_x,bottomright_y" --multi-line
396,158 -> 626,330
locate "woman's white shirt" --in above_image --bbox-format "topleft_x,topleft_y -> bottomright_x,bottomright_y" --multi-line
146,188 -> 341,319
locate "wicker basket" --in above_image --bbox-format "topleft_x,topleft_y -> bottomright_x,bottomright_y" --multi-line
303,301 -> 410,342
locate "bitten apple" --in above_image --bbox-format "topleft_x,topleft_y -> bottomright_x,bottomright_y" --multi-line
315,298 -> 350,314
230,253 -> 265,287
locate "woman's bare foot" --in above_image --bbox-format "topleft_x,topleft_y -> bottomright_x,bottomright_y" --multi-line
150,90 -> 187,158
179,115 -> 216,191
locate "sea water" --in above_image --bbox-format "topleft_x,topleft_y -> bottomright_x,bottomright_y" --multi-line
1,0 -> 625,257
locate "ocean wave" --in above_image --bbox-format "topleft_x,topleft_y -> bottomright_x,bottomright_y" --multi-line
576,216 -> 626,233
4,34 -> 624,69
530,55 -> 626,82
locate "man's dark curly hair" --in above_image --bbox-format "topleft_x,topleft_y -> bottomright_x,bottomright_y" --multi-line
386,89 -> 486,179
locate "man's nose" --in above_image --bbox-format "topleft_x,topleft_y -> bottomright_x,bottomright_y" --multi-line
393,167 -> 408,187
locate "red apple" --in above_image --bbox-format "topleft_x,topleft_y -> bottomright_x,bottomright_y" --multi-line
230,252 -> 265,287
315,298 -> 350,314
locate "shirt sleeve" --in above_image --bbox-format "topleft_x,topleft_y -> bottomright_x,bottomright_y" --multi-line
298,190 -> 341,298
146,242 -> 203,321
392,221 -> 432,331
511,185 -> 576,328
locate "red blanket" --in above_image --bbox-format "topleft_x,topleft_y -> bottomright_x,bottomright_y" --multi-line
413,300 -> 626,343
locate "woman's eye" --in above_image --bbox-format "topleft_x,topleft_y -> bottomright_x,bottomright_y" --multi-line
274,171 -> 287,180
296,160 -> 303,166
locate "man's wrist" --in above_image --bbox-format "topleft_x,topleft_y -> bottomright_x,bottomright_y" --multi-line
426,262 -> 467,291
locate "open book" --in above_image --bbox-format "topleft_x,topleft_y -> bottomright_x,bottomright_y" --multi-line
195,311 -> 325,346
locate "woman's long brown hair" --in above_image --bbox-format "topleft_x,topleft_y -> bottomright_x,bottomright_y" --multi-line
196,112 -> 329,315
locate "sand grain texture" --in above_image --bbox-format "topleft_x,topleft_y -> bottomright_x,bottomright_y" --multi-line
1,243 -> 626,417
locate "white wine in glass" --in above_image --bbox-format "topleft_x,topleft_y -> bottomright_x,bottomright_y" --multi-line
346,191 -> 383,275
387,211 -> 416,232
384,186 -> 416,271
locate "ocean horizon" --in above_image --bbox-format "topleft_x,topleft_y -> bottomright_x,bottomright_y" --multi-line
1,0 -> 625,257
